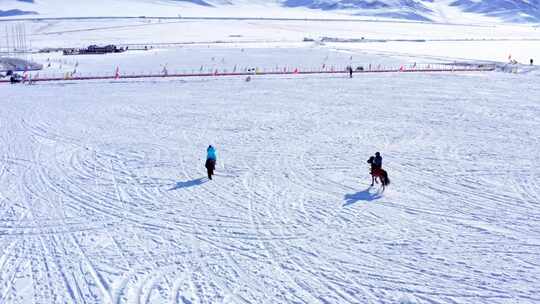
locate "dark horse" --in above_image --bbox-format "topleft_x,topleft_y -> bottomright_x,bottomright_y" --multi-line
367,156 -> 390,189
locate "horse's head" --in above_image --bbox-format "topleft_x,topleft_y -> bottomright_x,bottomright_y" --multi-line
367,156 -> 375,164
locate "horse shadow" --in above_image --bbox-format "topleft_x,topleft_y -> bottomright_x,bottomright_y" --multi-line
343,187 -> 383,206
169,177 -> 206,191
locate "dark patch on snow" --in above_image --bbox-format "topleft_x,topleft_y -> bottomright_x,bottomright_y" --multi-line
450,0 -> 540,22
283,0 -> 540,23
0,9 -> 38,17
283,0 -> 390,10
343,187 -> 383,206
169,0 -> 215,6
373,11 -> 433,21
283,0 -> 433,12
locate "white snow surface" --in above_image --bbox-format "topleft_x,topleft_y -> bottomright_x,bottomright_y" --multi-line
1,0 -> 356,19
2,15 -> 537,65
1,11 -> 540,304
2,0 -> 539,23
1,48 -> 540,303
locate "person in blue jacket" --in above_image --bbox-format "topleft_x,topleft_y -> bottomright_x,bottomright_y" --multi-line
205,145 -> 217,180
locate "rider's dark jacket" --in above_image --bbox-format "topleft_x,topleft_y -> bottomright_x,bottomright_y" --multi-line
373,156 -> 382,169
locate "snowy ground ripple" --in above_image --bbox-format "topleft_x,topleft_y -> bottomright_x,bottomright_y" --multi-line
1,72 -> 539,304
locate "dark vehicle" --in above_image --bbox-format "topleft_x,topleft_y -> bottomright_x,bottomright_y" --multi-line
63,45 -> 126,55
10,73 -> 22,84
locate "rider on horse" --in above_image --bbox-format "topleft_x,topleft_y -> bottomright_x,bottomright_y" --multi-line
368,152 -> 383,173
367,152 -> 389,187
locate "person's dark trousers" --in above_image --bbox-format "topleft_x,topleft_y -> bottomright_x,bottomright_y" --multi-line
205,159 -> 216,180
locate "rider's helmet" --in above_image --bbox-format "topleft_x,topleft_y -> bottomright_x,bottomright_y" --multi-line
375,152 -> 380,157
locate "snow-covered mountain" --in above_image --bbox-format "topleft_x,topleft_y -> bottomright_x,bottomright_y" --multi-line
285,0 -> 540,22
2,0 -> 540,23
1,0 -> 37,17
450,0 -> 540,22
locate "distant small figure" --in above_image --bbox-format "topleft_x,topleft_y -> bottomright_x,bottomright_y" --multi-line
245,76 -> 251,82
9,72 -> 21,84
347,66 -> 353,78
205,145 -> 217,180
531,58 -> 534,66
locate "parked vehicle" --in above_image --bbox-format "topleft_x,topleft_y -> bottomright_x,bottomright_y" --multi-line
63,45 -> 126,56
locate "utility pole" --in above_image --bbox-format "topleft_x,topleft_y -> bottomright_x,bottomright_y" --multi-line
5,24 -> 10,56
1,23 -> 29,57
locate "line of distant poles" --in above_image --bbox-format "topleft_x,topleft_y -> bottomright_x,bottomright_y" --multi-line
0,23 -> 30,57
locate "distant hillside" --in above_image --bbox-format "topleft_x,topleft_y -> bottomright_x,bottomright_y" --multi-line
1,0 -> 539,23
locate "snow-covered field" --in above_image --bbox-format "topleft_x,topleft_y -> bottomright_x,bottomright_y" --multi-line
3,0 -> 540,23
2,61 -> 540,303
28,45 -> 406,79
8,16 -> 538,65
1,7 -> 540,303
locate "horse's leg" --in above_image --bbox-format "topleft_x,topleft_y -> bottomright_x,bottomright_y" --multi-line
371,175 -> 374,186
382,170 -> 389,186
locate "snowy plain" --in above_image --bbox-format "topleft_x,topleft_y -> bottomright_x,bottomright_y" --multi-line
12,16 -> 540,65
1,4 -> 540,304
2,66 -> 540,304
5,0 -> 540,23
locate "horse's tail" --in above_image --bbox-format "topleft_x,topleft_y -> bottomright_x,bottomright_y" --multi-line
382,170 -> 390,186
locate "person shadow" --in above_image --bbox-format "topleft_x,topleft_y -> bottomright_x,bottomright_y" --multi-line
169,177 -> 206,191
343,187 -> 383,206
